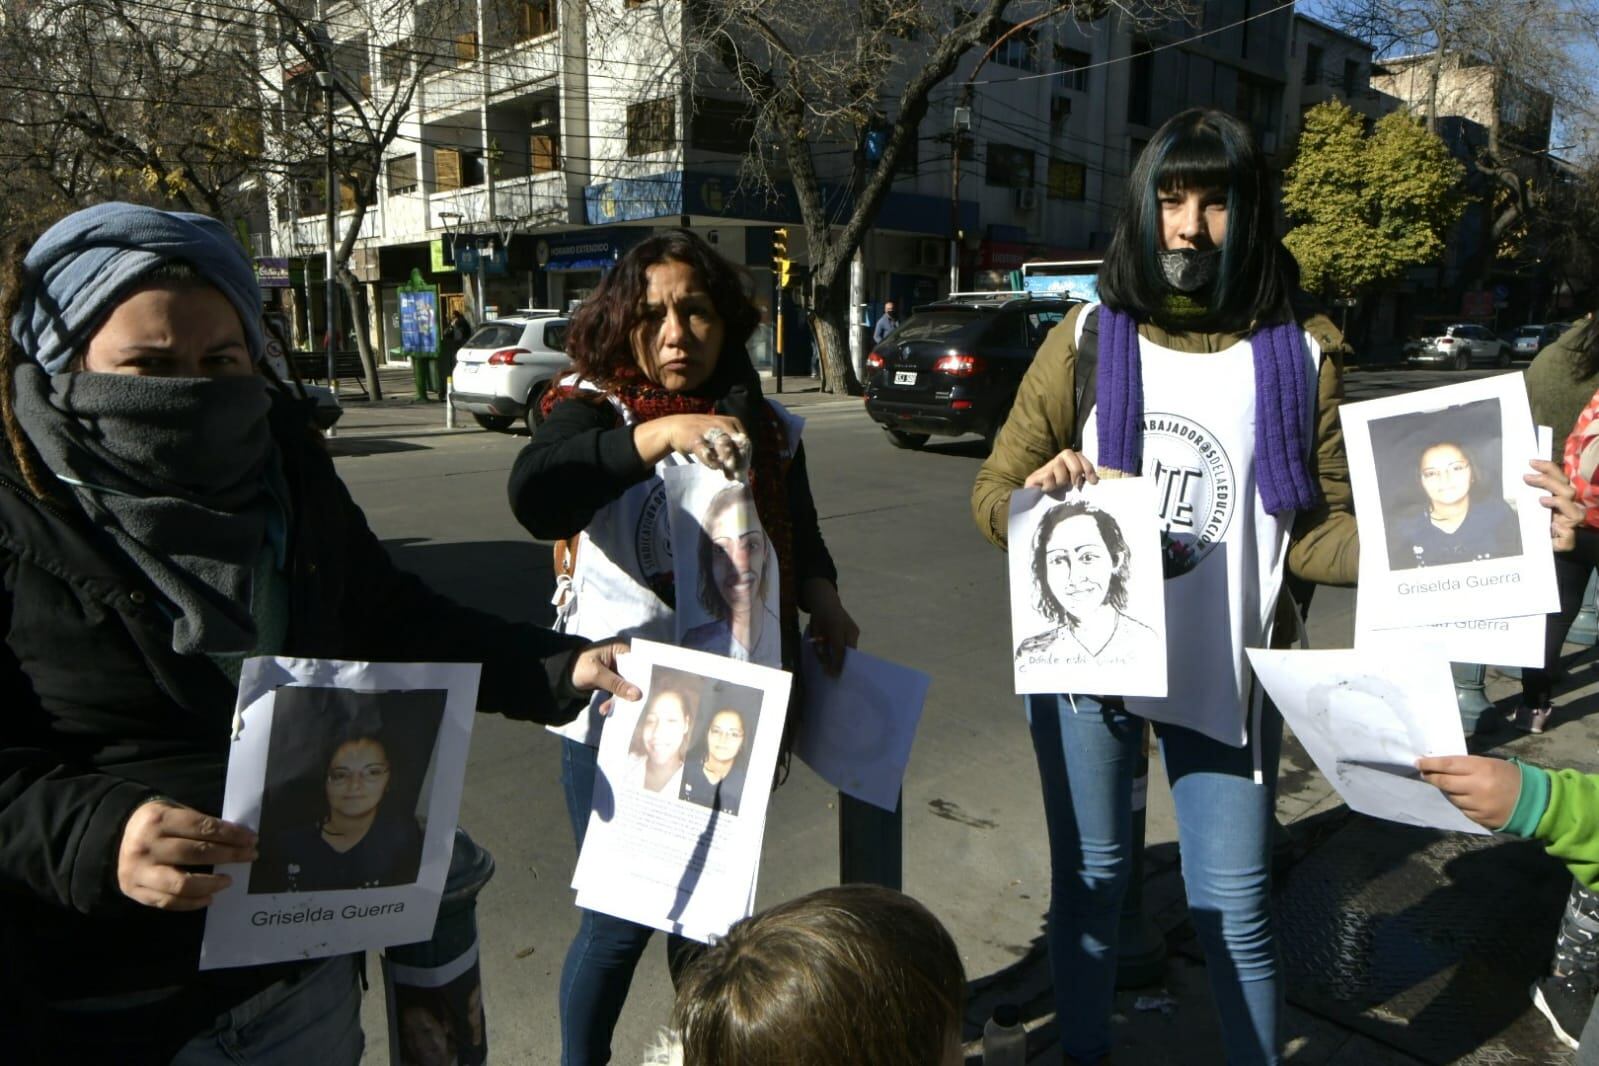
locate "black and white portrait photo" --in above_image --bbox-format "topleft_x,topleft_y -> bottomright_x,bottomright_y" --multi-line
666,466 -> 783,669
1369,398 -> 1523,571
249,686 -> 444,895
1339,374 -> 1557,629
1008,481 -> 1168,697
387,951 -> 487,1066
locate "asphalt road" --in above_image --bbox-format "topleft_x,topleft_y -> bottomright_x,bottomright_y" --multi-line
335,364 -> 1519,1064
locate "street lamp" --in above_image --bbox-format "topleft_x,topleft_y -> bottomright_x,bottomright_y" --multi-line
314,67 -> 337,424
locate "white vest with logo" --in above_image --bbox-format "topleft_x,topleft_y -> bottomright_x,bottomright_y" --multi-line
1078,309 -> 1322,746
546,377 -> 802,746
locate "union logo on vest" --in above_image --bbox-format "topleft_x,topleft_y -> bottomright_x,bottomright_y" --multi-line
1140,412 -> 1236,576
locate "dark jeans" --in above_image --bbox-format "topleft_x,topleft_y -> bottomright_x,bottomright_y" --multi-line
558,738 -> 703,1065
1523,528 -> 1599,707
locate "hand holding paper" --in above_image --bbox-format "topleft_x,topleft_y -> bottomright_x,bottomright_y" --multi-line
1417,754 -> 1523,831
118,800 -> 258,911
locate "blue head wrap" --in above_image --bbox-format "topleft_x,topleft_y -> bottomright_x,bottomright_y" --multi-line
11,202 -> 264,374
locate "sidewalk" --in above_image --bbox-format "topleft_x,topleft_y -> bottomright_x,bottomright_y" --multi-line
962,652 -> 1598,1065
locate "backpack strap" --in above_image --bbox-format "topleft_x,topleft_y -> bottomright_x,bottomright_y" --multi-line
1071,306 -> 1100,451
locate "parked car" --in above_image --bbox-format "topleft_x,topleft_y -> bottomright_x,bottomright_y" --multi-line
1510,323 -> 1571,360
449,311 -> 571,433
1406,323 -> 1509,370
862,294 -> 1074,449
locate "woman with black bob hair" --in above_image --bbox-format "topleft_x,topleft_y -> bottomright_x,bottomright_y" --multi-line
974,107 -> 1577,1065
508,228 -> 858,1065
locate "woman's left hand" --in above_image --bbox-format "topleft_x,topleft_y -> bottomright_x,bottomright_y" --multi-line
569,638 -> 643,707
1526,458 -> 1584,552
803,578 -> 860,676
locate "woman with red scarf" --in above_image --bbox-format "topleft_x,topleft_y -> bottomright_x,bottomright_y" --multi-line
507,230 -> 858,1064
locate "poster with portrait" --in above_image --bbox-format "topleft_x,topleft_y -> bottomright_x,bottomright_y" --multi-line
1007,481 -> 1168,697
1248,648 -> 1486,835
382,938 -> 488,1066
571,639 -> 791,943
200,657 -> 480,970
795,643 -> 931,812
664,463 -> 784,669
1341,375 -> 1557,627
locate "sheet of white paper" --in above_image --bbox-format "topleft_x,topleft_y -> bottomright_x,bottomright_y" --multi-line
1247,648 -> 1487,834
795,643 -> 929,812
571,639 -> 792,943
664,462 -> 784,669
1341,374 -> 1558,626
201,657 -> 481,969
1008,481 -> 1168,697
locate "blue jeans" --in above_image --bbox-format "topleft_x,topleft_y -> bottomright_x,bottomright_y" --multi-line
1025,693 -> 1283,1065
559,738 -> 701,1065
170,953 -> 363,1065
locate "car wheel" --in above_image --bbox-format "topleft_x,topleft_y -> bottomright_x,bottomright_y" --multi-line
524,381 -> 550,434
472,413 -> 514,432
1496,345 -> 1510,368
885,428 -> 930,450
1454,350 -> 1469,371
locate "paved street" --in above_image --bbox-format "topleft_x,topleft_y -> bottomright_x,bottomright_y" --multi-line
326,365 -> 1597,1064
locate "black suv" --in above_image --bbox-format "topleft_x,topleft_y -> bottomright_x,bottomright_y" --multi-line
863,294 -> 1075,449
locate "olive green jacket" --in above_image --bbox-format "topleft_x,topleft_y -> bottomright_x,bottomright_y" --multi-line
1524,318 -> 1599,461
971,304 -> 1360,591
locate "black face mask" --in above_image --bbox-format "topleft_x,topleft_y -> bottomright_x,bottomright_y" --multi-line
1157,248 -> 1221,294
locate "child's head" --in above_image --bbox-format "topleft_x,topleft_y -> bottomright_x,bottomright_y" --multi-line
671,885 -> 966,1065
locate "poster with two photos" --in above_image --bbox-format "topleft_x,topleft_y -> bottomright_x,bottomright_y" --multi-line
1340,374 -> 1558,660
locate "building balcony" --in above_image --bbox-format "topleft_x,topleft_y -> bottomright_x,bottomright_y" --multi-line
427,171 -> 566,230
287,208 -> 380,252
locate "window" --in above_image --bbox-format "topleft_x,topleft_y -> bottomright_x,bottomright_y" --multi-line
454,31 -> 477,64
387,154 -> 418,195
433,147 -> 484,190
543,321 -> 568,350
380,44 -> 410,84
1047,158 -> 1085,200
990,23 -> 1038,71
530,133 -> 560,173
1128,40 -> 1153,126
1343,59 -> 1362,96
1050,95 -> 1072,131
985,142 -> 1034,188
627,98 -> 676,155
1054,46 -> 1090,92
1304,43 -> 1323,86
690,97 -> 755,154
516,0 -> 556,39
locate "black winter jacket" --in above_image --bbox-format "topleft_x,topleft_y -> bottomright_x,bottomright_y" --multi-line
0,400 -> 585,1063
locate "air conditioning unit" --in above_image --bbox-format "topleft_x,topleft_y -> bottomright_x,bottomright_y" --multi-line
917,239 -> 944,268
1016,188 -> 1039,211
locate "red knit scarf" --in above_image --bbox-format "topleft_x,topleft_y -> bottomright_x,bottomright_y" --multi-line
542,374 -> 798,642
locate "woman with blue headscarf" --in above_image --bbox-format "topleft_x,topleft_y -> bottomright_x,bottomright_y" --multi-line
0,203 -> 640,1064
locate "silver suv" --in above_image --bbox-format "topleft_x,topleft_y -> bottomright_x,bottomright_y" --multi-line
1407,323 -> 1509,371
449,311 -> 572,433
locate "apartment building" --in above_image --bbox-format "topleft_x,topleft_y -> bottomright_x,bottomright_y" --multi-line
263,0 -> 1325,367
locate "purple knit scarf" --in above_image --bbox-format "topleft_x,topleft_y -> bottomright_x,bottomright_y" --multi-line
1095,306 -> 1320,516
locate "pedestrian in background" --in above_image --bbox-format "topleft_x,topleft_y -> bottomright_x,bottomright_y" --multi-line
0,203 -> 636,1064
971,108 -> 1361,1066
507,229 -> 858,1065
873,298 -> 901,345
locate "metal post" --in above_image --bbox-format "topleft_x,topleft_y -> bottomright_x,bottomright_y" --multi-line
839,791 -> 901,889
316,67 -> 338,439
1452,661 -> 1492,732
1569,572 -> 1599,647
774,283 -> 784,394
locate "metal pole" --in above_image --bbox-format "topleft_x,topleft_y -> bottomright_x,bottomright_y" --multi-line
774,282 -> 784,394
317,68 -> 338,438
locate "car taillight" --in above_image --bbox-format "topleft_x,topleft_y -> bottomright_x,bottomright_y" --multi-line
487,347 -> 530,365
1437,337 -> 1454,345
866,351 -> 886,371
933,353 -> 983,376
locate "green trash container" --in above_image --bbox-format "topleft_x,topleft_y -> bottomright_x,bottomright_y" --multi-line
411,353 -> 438,400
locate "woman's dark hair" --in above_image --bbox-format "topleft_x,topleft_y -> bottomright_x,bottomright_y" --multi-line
1031,499 -> 1131,623
1098,108 -> 1296,331
564,229 -> 761,392
697,484 -> 770,618
672,885 -> 966,1066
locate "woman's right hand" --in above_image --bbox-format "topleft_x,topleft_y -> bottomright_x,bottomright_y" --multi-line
117,799 -> 258,910
634,414 -> 749,476
1024,448 -> 1099,493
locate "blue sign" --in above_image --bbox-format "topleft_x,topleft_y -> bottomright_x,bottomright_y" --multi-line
455,245 -> 508,275
398,289 -> 439,356
585,172 -> 684,224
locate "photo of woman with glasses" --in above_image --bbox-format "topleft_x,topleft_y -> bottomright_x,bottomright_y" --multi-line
679,706 -> 753,817
251,691 -> 436,894
1386,434 -> 1521,570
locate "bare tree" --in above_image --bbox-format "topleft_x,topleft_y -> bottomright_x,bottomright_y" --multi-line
672,0 -> 1191,393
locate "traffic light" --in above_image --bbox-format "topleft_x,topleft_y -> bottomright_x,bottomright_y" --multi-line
772,227 -> 791,287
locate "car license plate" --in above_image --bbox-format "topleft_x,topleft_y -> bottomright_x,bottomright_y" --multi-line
894,370 -> 917,385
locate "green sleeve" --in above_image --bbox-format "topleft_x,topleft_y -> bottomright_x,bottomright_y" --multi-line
1526,766 -> 1599,891
1498,760 -> 1550,836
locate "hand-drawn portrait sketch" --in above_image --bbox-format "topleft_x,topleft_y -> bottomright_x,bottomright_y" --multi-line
1371,398 -> 1522,571
667,468 -> 783,669
1008,481 -> 1168,698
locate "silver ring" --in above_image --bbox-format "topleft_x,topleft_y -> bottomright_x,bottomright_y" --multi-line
704,427 -> 729,443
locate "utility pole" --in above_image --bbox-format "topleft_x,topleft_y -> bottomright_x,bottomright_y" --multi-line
949,101 -> 970,295
315,65 -> 338,437
772,227 -> 789,393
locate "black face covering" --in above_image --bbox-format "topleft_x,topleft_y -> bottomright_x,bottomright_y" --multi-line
1157,247 -> 1221,294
